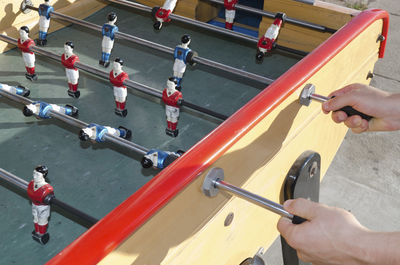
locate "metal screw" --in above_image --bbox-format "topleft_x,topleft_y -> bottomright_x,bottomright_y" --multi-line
366,71 -> 374,80
377,34 -> 385,42
309,161 -> 318,178
224,212 -> 234,226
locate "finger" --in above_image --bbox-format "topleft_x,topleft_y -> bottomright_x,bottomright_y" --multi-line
344,115 -> 364,128
283,198 -> 319,220
351,119 -> 369,133
322,95 -> 358,113
326,83 -> 363,98
277,216 -> 292,235
331,111 -> 348,123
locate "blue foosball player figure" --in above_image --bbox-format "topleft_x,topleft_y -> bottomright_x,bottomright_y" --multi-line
141,149 -> 184,169
22,101 -> 79,119
99,12 -> 118,68
0,83 -> 30,97
173,35 -> 196,91
37,0 -> 54,46
79,123 -> 132,143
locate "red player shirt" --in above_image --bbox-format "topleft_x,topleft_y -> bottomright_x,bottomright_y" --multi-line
156,8 -> 172,22
224,0 -> 238,10
162,88 -> 182,107
18,38 -> 35,54
257,36 -> 274,51
61,54 -> 79,70
109,70 -> 129,87
27,181 -> 54,206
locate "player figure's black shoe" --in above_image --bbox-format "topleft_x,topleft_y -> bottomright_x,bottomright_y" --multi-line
166,128 -> 179,137
153,21 -> 162,30
32,231 -> 50,245
25,73 -> 38,82
255,51 -> 265,63
68,90 -> 80,99
17,85 -> 30,97
65,104 -> 79,117
115,108 -> 128,117
118,126 -> 132,139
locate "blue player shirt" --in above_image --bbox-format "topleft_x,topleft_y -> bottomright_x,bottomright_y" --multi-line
174,46 -> 191,64
38,4 -> 54,20
33,101 -> 53,119
88,123 -> 108,143
102,24 -> 119,40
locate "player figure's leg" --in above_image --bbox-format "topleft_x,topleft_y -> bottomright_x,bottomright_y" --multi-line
23,53 -> 37,81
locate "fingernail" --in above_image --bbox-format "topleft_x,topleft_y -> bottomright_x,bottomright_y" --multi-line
283,200 -> 293,208
322,102 -> 329,111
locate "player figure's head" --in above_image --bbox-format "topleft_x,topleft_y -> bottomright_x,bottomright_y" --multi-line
44,0 -> 50,5
181,34 -> 191,46
78,127 -> 92,141
166,77 -> 177,91
113,58 -> 124,72
141,157 -> 153,168
64,41 -> 74,56
22,103 -> 37,117
33,165 -> 48,183
107,12 -> 117,24
19,26 -> 29,39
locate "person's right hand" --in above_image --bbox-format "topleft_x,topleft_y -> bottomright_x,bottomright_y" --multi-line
322,83 -> 400,133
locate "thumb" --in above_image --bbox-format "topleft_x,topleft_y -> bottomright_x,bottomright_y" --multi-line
283,198 -> 319,220
322,94 -> 356,113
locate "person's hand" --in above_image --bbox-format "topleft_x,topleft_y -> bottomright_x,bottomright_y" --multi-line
277,198 -> 372,265
322,83 -> 400,133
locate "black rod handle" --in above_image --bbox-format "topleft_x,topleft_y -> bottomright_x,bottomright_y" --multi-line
292,215 -> 307,224
338,106 -> 373,121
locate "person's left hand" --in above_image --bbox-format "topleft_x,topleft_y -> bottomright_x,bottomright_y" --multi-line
277,198 -> 372,265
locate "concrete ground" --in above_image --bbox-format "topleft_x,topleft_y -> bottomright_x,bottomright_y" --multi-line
265,0 -> 400,263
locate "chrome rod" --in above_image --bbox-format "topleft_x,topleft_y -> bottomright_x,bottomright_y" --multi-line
215,179 -> 294,219
203,0 -> 336,33
107,0 -> 308,56
0,86 -> 149,155
25,5 -> 274,85
0,168 -> 29,190
202,168 -> 306,224
0,34 -> 226,120
310,93 -> 329,103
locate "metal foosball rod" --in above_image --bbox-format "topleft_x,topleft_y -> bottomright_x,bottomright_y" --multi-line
202,0 -> 337,33
0,167 -> 98,226
106,0 -> 308,56
0,34 -> 228,121
202,168 -> 306,224
24,5 -> 275,86
0,88 -> 149,156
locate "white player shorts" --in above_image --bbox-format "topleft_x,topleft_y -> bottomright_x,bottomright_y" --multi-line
65,68 -> 79,84
165,105 -> 179,122
22,52 -> 35,67
32,204 -> 50,225
39,16 -> 50,31
113,86 -> 127,102
225,9 -> 236,20
173,59 -> 187,75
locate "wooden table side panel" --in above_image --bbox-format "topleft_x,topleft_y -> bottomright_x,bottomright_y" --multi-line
97,19 -> 382,265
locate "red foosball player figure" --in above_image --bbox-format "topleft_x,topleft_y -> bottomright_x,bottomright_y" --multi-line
256,12 -> 286,63
61,41 -> 80,98
152,0 -> 177,30
109,58 -> 129,117
224,0 -> 238,30
162,77 -> 182,137
27,165 -> 54,245
18,26 -> 37,81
